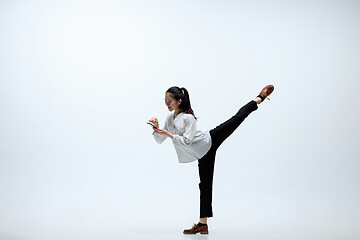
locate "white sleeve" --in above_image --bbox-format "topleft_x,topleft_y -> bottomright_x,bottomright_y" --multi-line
152,116 -> 169,144
172,116 -> 196,146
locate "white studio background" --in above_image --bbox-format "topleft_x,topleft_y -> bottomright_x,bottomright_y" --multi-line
0,0 -> 359,240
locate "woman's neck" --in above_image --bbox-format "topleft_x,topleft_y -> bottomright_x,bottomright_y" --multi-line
174,109 -> 182,118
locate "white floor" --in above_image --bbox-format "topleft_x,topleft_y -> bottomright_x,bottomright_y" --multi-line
115,230 -> 360,240
2,228 -> 360,240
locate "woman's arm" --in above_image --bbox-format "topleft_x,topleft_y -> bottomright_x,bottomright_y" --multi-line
154,128 -> 173,139
172,116 -> 196,147
150,116 -> 170,143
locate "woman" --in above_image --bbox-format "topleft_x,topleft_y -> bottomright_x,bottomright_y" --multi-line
149,85 -> 274,234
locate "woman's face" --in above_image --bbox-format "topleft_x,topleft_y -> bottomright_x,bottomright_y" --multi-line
165,92 -> 182,112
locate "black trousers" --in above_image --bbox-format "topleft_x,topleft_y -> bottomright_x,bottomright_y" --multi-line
198,100 -> 258,218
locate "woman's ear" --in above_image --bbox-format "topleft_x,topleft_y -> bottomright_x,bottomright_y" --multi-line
177,99 -> 182,105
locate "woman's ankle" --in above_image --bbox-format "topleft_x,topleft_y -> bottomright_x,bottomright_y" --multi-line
199,217 -> 208,224
254,97 -> 262,104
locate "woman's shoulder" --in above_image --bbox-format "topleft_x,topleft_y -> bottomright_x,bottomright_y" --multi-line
181,113 -> 196,121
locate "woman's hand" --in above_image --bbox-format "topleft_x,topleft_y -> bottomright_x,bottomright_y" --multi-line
154,128 -> 173,139
148,117 -> 159,129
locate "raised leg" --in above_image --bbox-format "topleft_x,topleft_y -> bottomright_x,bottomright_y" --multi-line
209,100 -> 258,150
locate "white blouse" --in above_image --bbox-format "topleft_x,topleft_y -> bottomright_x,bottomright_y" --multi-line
153,112 -> 212,163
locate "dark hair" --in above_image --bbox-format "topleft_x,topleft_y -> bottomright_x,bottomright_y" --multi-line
166,86 -> 197,120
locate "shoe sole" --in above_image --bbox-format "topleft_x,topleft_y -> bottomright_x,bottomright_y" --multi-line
183,231 -> 209,234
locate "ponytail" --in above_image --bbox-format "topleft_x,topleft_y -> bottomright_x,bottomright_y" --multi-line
166,86 -> 197,120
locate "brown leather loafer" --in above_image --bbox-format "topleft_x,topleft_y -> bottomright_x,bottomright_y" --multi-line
183,223 -> 209,234
258,85 -> 274,101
